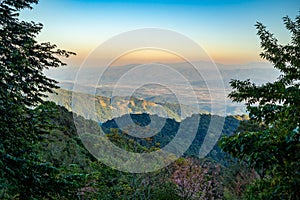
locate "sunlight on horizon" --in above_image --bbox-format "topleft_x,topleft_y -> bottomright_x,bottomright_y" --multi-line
20,0 -> 299,66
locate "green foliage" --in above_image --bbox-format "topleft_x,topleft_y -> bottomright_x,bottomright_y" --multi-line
0,0 -> 81,198
36,102 -> 245,199
220,13 -> 300,199
0,1 -> 75,108
102,113 -> 240,166
0,103 -> 86,199
0,0 -> 272,198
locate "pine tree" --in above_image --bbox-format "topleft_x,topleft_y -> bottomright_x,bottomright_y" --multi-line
0,0 -> 81,198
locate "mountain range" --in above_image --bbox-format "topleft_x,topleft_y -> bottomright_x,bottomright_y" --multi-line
45,61 -> 281,117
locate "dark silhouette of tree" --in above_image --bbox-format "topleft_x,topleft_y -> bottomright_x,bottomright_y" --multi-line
220,13 -> 300,199
0,0 -> 80,198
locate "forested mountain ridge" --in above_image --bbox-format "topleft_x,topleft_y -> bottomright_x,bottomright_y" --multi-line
101,113 -> 242,165
47,88 -> 205,122
14,101 -> 252,199
1,0 -> 298,198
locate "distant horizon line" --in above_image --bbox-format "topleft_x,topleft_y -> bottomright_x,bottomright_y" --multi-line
63,60 -> 272,69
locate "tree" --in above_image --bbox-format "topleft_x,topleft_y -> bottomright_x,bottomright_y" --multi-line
170,158 -> 222,199
220,13 -> 300,199
0,0 -> 80,198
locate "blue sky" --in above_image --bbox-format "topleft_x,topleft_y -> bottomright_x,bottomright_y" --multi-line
20,0 -> 299,66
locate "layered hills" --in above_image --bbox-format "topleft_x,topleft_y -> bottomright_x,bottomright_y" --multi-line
47,88 -> 206,122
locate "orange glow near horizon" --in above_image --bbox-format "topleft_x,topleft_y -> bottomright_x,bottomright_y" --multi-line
209,52 -> 263,64
110,49 -> 187,66
20,0 -> 297,68
62,47 -> 264,67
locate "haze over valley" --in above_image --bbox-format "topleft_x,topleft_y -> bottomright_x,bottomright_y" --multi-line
2,0 -> 298,199
46,61 -> 281,119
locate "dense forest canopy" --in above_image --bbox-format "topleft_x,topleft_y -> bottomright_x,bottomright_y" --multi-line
0,0 -> 80,198
0,0 -> 299,199
0,0 -> 250,199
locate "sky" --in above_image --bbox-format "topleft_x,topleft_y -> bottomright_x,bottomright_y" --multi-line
20,0 -> 299,67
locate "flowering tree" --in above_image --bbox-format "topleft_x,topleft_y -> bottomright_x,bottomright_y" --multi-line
170,158 -> 222,199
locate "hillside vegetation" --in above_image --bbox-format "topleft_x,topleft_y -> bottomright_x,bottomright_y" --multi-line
1,0 -> 298,199
8,101 -> 253,199
48,88 -> 204,122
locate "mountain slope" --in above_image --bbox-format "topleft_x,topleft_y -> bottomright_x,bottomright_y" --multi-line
47,88 -> 204,122
101,113 -> 242,165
